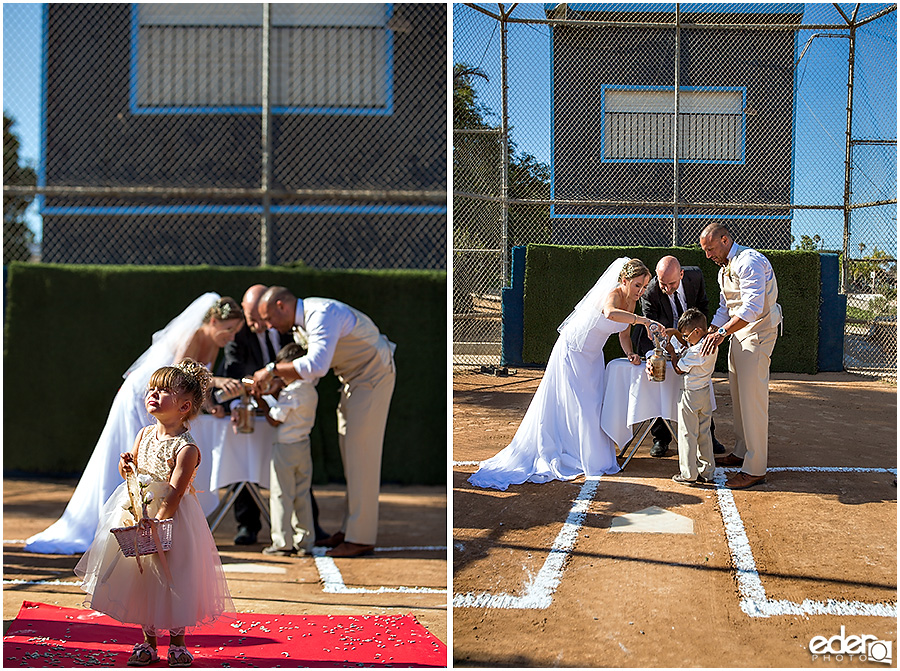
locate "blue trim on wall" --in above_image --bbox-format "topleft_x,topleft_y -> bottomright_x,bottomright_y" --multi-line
600,84 -> 747,165
549,213 -> 790,220
546,4 -> 805,16
42,203 -> 447,217
128,3 -> 395,117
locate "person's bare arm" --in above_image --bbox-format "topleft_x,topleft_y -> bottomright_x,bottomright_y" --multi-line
119,428 -> 146,478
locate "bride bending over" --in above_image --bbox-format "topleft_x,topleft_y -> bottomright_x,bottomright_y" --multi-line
468,257 -> 663,491
25,293 -> 245,555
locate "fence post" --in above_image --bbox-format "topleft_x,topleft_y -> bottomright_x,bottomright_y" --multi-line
841,14 -> 857,293
499,6 -> 510,289
260,3 -> 274,266
672,3 -> 681,246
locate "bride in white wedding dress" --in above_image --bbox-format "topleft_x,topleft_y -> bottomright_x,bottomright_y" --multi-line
24,293 -> 245,555
468,257 -> 663,491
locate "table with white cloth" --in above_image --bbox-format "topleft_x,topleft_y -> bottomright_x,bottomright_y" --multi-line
600,357 -> 716,469
190,414 -> 277,530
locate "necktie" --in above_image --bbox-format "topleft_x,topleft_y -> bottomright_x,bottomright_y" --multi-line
264,331 -> 277,363
672,292 -> 684,327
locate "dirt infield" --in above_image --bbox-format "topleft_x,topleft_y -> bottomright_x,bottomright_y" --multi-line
453,369 -> 897,667
3,481 -> 447,653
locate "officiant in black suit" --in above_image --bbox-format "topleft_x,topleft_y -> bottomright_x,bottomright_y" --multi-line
631,256 -> 725,457
218,284 -> 328,546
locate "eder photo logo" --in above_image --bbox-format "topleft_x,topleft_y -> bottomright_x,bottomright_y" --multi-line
810,626 -> 893,664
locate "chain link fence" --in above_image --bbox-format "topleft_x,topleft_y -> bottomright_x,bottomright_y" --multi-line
453,2 -> 896,378
4,3 -> 446,270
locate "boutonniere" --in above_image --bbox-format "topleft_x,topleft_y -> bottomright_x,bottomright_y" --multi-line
724,259 -> 735,282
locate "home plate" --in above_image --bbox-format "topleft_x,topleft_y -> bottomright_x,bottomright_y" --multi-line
221,563 -> 287,574
608,506 -> 694,534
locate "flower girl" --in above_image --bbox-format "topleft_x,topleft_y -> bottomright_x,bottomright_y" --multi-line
75,359 -> 233,667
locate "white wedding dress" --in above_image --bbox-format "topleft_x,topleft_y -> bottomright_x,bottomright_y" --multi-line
468,258 -> 631,491
24,293 -> 221,555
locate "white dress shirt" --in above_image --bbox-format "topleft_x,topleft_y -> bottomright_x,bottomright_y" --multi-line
292,298 -> 358,381
677,341 -> 718,392
262,378 -> 318,443
712,243 -> 777,328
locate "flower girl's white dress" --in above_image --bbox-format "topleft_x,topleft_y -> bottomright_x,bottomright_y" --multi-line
75,426 -> 233,631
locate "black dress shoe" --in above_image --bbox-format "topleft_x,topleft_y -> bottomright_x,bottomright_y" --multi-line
712,440 -> 727,454
715,453 -> 744,467
315,526 -> 331,545
650,441 -> 669,457
234,527 -> 258,545
318,531 -> 345,548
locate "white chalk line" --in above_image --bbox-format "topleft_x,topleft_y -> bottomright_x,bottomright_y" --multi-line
311,547 -> 446,595
3,578 -> 81,587
456,466 -> 897,616
453,476 -> 600,609
3,545 -> 448,597
713,467 -> 897,619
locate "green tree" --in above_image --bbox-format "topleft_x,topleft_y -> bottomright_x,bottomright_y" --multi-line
851,245 -> 895,292
453,62 -> 551,296
790,234 -> 824,251
4,114 -> 37,263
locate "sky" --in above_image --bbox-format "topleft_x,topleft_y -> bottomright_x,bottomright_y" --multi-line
2,3 -> 896,255
3,2 -> 44,240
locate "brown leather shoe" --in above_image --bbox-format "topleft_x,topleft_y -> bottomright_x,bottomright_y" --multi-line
326,541 -> 375,558
715,453 -> 744,467
318,531 -> 345,548
725,471 -> 767,489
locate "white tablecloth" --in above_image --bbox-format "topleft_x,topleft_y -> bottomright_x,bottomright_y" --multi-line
600,357 -> 716,448
190,415 -> 276,514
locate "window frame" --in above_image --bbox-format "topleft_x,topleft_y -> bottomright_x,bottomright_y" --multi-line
128,3 -> 395,116
599,84 -> 747,165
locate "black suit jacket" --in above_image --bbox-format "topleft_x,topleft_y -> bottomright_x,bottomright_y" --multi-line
632,266 -> 710,356
218,323 -> 292,379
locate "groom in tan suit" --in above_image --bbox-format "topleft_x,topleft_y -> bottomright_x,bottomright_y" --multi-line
700,223 -> 782,490
252,286 -> 396,557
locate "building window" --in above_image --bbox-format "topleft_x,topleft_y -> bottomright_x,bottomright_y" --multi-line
601,86 -> 745,163
132,3 -> 393,114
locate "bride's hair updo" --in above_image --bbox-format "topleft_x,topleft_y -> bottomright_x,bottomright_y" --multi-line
619,258 -> 651,283
147,358 -> 211,420
203,296 -> 243,324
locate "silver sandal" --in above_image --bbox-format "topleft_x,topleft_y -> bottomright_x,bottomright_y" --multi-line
127,642 -> 159,666
167,645 -> 193,668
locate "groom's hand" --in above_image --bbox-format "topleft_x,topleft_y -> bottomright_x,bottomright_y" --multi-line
700,333 -> 722,357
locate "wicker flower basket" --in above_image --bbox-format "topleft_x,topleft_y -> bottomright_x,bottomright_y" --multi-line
110,518 -> 174,557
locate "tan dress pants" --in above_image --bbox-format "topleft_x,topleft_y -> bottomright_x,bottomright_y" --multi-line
336,365 -> 396,546
269,438 -> 315,552
728,327 -> 778,476
677,386 -> 715,481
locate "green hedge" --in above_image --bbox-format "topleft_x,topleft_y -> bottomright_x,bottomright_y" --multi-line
3,263 -> 446,484
522,245 -> 820,373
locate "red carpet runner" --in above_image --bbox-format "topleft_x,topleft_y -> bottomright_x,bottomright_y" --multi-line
3,601 -> 447,667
